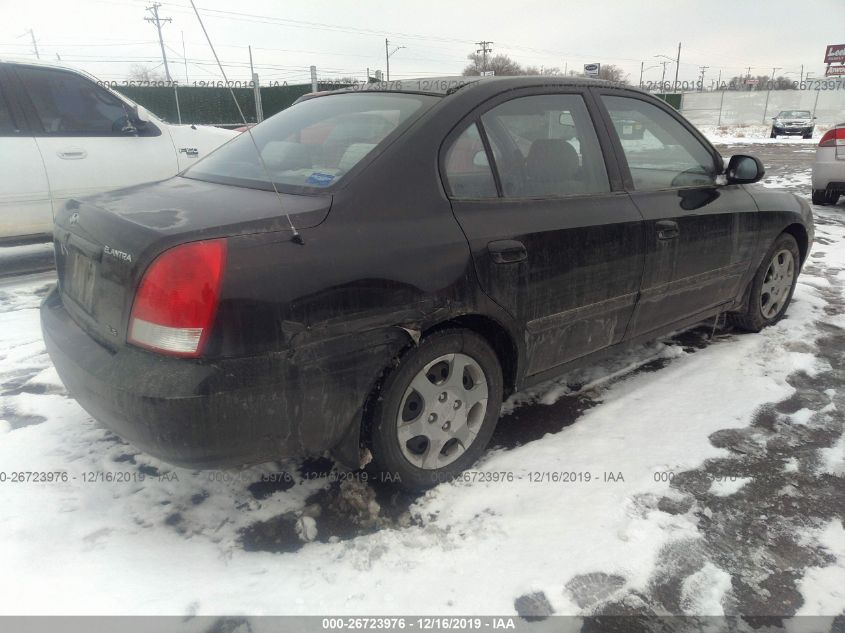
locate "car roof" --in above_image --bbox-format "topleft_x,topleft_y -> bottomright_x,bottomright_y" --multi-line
0,58 -> 111,87
303,75 -> 628,99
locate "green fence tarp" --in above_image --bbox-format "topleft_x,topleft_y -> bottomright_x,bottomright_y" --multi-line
115,83 -> 348,126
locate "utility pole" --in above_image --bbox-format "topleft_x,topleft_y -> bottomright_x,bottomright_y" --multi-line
476,40 -> 493,73
28,29 -> 40,59
800,64 -> 804,84
762,66 -> 780,123
698,65 -> 708,90
659,60 -> 669,86
249,45 -> 263,123
674,42 -> 681,89
145,3 -> 172,82
384,38 -> 406,81
18,29 -> 40,59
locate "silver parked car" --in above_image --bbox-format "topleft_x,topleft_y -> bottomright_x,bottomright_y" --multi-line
811,123 -> 844,205
770,110 -> 815,139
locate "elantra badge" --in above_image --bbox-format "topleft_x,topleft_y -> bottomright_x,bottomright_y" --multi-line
104,245 -> 133,263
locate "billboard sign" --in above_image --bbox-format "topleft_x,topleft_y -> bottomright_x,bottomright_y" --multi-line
583,63 -> 600,77
826,65 -> 845,77
824,44 -> 845,64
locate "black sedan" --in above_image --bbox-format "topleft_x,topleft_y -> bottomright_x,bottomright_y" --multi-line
41,76 -> 814,490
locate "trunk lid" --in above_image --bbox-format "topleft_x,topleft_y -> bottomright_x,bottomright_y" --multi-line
53,176 -> 330,349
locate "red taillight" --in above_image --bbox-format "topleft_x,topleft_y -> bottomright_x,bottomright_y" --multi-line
128,239 -> 227,357
819,128 -> 845,147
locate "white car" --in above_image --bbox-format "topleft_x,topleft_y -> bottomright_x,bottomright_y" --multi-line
811,123 -> 845,206
0,60 -> 238,242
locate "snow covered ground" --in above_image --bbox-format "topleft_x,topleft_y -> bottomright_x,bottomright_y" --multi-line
699,123 -> 829,145
0,143 -> 842,621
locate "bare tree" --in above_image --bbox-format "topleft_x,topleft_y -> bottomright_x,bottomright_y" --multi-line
522,66 -> 563,76
462,52 -> 523,76
597,64 -> 628,84
127,64 -> 166,83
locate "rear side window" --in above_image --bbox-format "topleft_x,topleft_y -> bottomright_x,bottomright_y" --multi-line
480,94 -> 610,198
15,66 -> 131,135
602,95 -> 717,189
0,82 -> 16,134
443,123 -> 497,199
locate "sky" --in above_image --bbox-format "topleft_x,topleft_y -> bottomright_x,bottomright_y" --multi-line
0,0 -> 842,87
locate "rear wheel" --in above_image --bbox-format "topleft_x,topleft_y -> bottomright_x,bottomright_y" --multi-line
812,189 -> 830,205
368,329 -> 503,490
729,233 -> 800,332
803,132 -> 813,139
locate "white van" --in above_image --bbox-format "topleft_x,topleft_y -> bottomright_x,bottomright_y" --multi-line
0,60 -> 238,242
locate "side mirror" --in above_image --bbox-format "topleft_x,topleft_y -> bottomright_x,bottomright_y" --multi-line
725,155 -> 764,185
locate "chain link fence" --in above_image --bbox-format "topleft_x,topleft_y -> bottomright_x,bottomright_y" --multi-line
680,88 -> 845,127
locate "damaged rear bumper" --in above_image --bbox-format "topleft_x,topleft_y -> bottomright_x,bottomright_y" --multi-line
40,287 -> 403,469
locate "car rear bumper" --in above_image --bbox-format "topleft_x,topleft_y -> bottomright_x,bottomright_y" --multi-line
40,287 -> 401,469
812,158 -> 845,191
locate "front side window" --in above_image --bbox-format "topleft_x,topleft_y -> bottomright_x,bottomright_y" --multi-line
443,122 -> 497,199
480,93 -> 610,198
602,95 -> 717,190
186,92 -> 435,192
16,66 -> 131,135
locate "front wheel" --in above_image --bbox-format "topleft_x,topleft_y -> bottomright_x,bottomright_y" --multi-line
368,329 -> 503,490
729,233 -> 800,332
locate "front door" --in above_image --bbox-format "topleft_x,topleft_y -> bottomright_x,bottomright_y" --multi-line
10,65 -> 176,208
0,66 -> 52,239
444,90 -> 645,376
597,92 -> 758,337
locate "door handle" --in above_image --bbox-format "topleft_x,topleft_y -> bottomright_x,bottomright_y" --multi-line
488,240 -> 527,264
656,220 -> 680,240
57,148 -> 87,160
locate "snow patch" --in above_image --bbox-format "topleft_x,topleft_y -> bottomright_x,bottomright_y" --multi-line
679,562 -> 732,615
708,477 -> 752,497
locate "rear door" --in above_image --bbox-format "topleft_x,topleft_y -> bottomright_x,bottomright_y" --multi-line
595,91 -> 758,337
10,64 -> 177,208
0,64 -> 52,240
443,88 -> 644,376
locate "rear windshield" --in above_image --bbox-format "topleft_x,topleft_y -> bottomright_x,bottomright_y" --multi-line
184,92 -> 436,193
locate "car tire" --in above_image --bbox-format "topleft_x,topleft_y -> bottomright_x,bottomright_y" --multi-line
729,233 -> 800,333
368,329 -> 503,491
827,192 -> 840,205
813,189 -> 830,205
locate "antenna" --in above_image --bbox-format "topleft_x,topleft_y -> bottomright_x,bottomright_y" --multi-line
188,0 -> 303,244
